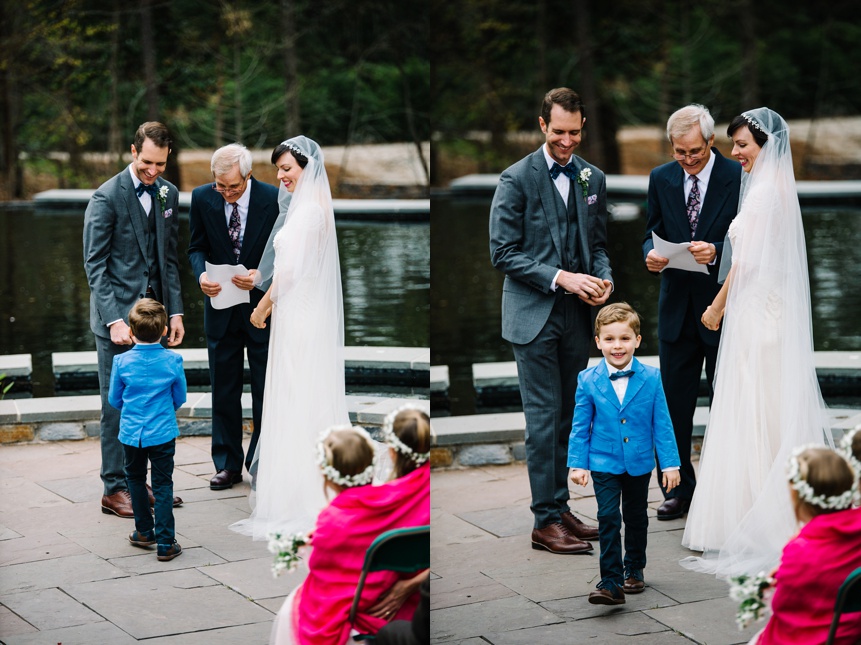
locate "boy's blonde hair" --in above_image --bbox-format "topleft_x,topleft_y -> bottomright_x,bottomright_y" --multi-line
595,302 -> 641,336
128,298 -> 167,343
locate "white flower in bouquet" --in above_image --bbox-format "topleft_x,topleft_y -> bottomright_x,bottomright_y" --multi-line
267,531 -> 308,578
728,571 -> 774,630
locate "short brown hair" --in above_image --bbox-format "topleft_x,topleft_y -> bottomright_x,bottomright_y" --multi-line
133,121 -> 173,153
540,88 -> 585,126
595,302 -> 641,336
128,298 -> 167,343
792,447 -> 856,518
322,427 -> 375,484
391,409 -> 431,479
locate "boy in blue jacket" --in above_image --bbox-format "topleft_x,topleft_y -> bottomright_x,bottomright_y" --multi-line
568,302 -> 680,605
109,299 -> 186,561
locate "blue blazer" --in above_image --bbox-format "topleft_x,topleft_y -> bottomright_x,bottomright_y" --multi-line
567,357 -> 680,476
109,344 -> 187,448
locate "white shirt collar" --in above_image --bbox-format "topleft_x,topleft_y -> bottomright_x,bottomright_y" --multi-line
605,358 -> 633,374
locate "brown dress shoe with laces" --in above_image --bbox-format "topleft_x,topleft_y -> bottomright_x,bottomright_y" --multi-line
531,523 -> 594,554
561,511 -> 600,541
209,470 -> 243,490
101,490 -> 135,518
145,483 -> 183,508
588,587 -> 626,605
623,577 -> 645,594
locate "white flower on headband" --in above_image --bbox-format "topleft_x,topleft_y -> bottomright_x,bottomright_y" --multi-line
839,426 -> 861,489
315,424 -> 375,488
382,403 -> 430,465
786,443 -> 858,511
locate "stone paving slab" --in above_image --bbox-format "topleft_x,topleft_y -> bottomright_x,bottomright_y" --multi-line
0,586 -> 104,631
431,461 -> 769,644
2,620 -> 141,645
0,553 -> 127,595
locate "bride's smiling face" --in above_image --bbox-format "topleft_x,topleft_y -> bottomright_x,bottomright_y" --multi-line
275,151 -> 304,192
731,126 -> 762,173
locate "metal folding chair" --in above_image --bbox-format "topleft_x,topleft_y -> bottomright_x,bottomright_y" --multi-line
825,566 -> 861,645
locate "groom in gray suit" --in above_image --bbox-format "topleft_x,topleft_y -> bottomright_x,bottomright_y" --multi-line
490,88 -> 613,554
83,121 -> 185,518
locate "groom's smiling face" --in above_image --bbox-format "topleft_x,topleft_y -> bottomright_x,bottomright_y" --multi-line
539,104 -> 584,166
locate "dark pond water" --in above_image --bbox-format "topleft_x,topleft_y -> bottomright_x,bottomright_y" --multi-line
0,208 -> 429,397
431,197 -> 861,416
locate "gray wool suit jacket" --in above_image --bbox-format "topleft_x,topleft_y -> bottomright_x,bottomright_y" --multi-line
83,167 -> 184,338
489,148 -> 613,345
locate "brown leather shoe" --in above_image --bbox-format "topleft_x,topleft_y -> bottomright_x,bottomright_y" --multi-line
157,541 -> 182,562
561,511 -> 599,541
656,497 -> 690,521
623,577 -> 645,594
129,530 -> 156,548
210,469 -> 243,490
101,490 -> 135,518
145,484 -> 183,508
588,587 -> 626,605
531,523 -> 593,554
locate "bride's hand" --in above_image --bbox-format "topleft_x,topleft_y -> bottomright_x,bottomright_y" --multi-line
701,305 -> 723,331
250,305 -> 271,329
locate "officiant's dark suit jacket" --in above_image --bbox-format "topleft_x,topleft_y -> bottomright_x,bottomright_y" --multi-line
188,177 -> 279,473
490,147 -> 612,529
641,147 -> 740,501
83,168 -> 183,495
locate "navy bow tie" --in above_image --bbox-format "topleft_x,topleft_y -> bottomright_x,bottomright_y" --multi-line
609,369 -> 634,381
135,182 -> 157,198
549,162 -> 577,181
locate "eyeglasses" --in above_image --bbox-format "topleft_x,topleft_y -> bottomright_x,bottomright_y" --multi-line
212,176 -> 248,195
671,146 -> 707,162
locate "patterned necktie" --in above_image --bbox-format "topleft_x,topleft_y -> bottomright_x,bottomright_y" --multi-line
549,162 -> 576,181
686,175 -> 701,238
609,369 -> 634,381
228,202 -> 241,260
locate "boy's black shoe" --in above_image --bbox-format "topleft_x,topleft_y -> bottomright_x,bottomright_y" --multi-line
129,530 -> 156,548
588,586 -> 626,605
157,541 -> 182,561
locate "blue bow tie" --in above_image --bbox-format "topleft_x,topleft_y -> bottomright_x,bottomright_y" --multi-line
609,369 -> 634,381
549,162 -> 577,181
135,182 -> 157,197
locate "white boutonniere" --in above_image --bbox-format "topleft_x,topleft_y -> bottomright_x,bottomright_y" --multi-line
267,531 -> 308,577
577,168 -> 592,201
157,185 -> 169,209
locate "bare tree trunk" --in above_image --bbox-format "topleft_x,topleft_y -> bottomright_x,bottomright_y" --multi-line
214,51 -> 225,147
397,61 -> 429,185
575,0 -> 605,169
233,37 -> 243,142
739,0 -> 758,108
0,1 -> 22,198
141,0 -> 159,119
108,2 -> 122,167
281,0 -> 300,134
537,0 -> 547,93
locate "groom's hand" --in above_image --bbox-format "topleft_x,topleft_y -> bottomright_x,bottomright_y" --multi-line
109,320 -> 133,345
556,272 -> 606,301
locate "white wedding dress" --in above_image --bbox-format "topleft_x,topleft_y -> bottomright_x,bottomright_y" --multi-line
680,109 -> 831,578
230,137 -> 350,541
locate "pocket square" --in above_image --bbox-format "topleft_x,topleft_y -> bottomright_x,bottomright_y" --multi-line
163,208 -> 173,218
587,194 -> 597,205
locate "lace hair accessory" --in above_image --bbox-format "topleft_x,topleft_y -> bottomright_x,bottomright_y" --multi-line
786,444 -> 858,511
316,424 -> 375,488
382,403 -> 431,465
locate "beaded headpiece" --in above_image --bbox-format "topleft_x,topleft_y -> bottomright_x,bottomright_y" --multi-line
786,444 -> 858,511
742,112 -> 764,132
315,424 -> 375,488
381,403 -> 430,465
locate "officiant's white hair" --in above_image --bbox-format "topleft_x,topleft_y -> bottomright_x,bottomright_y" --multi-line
666,104 -> 715,143
211,143 -> 253,178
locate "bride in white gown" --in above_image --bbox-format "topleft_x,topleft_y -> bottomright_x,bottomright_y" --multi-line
230,136 -> 350,540
680,108 -> 831,577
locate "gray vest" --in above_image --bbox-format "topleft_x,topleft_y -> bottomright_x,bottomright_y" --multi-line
552,182 -> 581,274
140,199 -> 162,301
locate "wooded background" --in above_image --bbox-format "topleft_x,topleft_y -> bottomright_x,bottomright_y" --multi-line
0,0 -> 429,198
431,0 -> 861,183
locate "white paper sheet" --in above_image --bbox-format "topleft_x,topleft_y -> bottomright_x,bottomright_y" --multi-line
651,232 -> 709,274
205,262 -> 251,309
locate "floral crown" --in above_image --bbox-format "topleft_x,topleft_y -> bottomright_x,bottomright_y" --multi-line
315,424 -> 375,488
786,443 -> 858,511
742,113 -> 764,132
839,426 -> 861,480
382,403 -> 430,465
